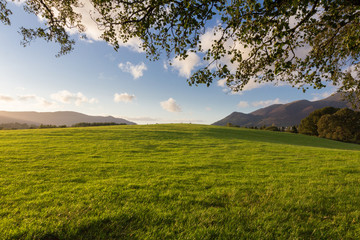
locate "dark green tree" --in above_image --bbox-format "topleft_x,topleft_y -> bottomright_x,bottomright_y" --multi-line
298,107 -> 339,136
317,108 -> 360,142
265,125 -> 279,131
1,0 -> 360,101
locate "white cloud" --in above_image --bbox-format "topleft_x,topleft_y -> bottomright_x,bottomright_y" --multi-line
252,98 -> 282,108
114,93 -> 136,103
118,62 -> 147,79
160,98 -> 182,112
217,79 -> 227,87
237,101 -> 249,108
311,90 -> 336,101
0,95 -> 15,102
51,90 -> 98,106
171,52 -> 201,78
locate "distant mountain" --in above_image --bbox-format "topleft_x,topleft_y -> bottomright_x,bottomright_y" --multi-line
213,93 -> 353,127
0,111 -> 136,126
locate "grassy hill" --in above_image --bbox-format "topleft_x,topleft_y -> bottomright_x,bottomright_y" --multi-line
1,124 -> 360,239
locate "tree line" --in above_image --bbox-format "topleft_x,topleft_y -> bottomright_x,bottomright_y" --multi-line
298,107 -> 360,143
227,107 -> 360,144
0,122 -> 127,130
226,122 -> 298,133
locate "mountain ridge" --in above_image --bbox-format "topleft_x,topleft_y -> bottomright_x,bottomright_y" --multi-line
0,111 -> 136,126
213,93 -> 353,127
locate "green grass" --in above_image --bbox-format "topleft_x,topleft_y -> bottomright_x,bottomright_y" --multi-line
1,124 -> 360,239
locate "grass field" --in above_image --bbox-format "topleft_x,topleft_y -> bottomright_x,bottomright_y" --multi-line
1,124 -> 360,239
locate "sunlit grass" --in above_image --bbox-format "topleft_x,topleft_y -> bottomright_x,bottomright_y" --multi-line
1,124 -> 360,239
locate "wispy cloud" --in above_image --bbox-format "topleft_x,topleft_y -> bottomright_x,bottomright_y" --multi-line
237,101 -> 249,108
18,95 -> 37,101
160,98 -> 182,112
0,95 -> 15,102
18,94 -> 57,107
51,90 -> 98,106
218,77 -> 273,94
251,98 -> 283,108
40,99 -> 56,107
311,91 -> 335,101
124,116 -> 159,122
0,93 -> 57,108
114,93 -> 136,103
118,62 -> 147,79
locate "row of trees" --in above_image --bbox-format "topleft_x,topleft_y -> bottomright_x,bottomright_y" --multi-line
226,122 -> 298,133
72,122 -> 127,127
0,122 -> 37,130
299,107 -> 360,143
0,122 -> 127,130
226,106 -> 360,143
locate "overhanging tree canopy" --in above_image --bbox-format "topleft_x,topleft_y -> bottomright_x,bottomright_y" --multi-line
1,0 -> 360,102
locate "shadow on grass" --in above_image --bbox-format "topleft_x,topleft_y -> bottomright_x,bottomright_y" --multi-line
38,215 -> 140,240
205,127 -> 360,151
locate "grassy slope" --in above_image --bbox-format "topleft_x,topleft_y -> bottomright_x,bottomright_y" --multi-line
1,124 -> 360,239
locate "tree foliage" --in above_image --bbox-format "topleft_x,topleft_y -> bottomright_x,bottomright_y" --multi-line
299,107 -> 360,143
265,126 -> 279,131
317,108 -> 360,143
298,106 -> 339,135
2,0 -> 360,100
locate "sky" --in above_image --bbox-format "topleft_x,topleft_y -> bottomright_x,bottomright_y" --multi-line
0,2 -> 337,124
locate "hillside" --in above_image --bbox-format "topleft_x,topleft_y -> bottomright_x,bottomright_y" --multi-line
1,124 -> 360,239
0,111 -> 136,126
213,92 -> 352,127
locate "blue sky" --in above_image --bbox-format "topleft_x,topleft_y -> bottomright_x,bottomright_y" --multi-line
0,2 -> 336,124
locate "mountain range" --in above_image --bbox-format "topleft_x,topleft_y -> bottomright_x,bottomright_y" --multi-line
212,93 -> 353,127
0,111 -> 136,126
